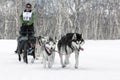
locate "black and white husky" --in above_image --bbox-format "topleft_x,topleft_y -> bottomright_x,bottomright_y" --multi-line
57,33 -> 85,69
40,37 -> 56,68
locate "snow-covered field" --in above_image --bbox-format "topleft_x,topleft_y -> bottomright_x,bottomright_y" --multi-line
0,40 -> 120,80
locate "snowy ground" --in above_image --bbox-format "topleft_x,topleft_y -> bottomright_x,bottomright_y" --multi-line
0,40 -> 120,80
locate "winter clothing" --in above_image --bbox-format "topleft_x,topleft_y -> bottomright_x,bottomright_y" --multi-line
19,10 -> 35,37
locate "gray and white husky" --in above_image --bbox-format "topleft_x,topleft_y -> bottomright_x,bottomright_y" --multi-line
40,37 -> 56,68
57,33 -> 85,69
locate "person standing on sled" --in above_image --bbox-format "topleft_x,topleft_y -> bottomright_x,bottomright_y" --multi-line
15,3 -> 35,53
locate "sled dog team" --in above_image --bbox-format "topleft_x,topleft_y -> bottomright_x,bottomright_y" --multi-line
17,33 -> 85,69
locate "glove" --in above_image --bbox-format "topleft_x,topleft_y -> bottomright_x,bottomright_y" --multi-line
27,22 -> 31,25
27,23 -> 30,25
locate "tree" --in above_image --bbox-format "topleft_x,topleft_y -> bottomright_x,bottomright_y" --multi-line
0,0 -> 120,39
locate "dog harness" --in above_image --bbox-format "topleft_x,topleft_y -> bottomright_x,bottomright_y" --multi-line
44,45 -> 52,56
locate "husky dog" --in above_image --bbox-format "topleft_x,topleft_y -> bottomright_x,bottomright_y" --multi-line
18,36 -> 36,64
58,33 -> 85,69
40,37 -> 56,68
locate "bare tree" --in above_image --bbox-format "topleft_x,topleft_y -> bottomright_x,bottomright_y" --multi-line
0,0 -> 120,39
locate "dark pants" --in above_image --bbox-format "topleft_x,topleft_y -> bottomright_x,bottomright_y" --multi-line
20,24 -> 34,37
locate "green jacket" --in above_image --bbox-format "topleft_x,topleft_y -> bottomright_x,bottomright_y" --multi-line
20,10 -> 35,26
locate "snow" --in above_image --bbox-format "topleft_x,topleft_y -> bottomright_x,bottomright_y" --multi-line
0,40 -> 120,80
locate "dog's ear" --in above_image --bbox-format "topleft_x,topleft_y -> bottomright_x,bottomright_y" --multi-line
54,36 -> 58,43
80,33 -> 82,38
72,33 -> 77,40
80,33 -> 82,36
55,36 -> 57,41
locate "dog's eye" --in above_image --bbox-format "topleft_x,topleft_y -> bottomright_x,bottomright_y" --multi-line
53,42 -> 56,45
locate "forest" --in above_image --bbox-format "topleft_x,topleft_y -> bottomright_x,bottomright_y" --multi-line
0,0 -> 120,39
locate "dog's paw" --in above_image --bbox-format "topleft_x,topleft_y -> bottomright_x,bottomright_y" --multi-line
62,65 -> 66,68
75,66 -> 78,69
